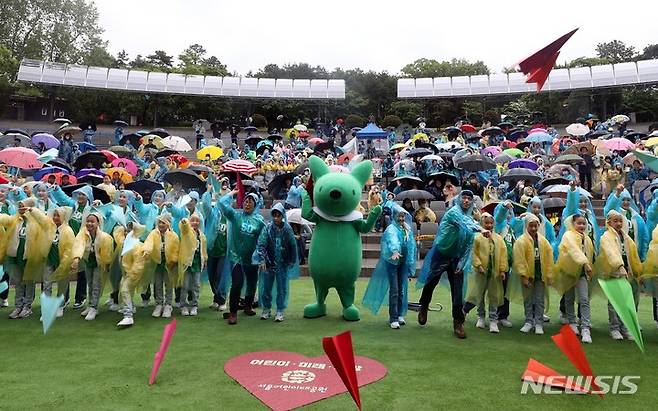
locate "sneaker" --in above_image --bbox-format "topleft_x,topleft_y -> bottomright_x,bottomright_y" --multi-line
209,302 -> 220,311
105,298 -> 113,306
489,321 -> 500,333
622,330 -> 634,341
535,325 -> 544,335
390,321 -> 400,329
542,314 -> 550,323
189,307 -> 198,316
9,308 -> 21,319
162,305 -> 172,318
569,323 -> 580,335
261,309 -> 271,320
117,316 -> 134,327
560,312 -> 568,325
418,305 -> 428,325
499,319 -> 513,328
109,303 -> 120,312
152,305 -> 163,318
19,307 -> 33,318
85,308 -> 97,321
73,300 -> 85,309
244,306 -> 256,316
80,307 -> 91,317
275,312 -> 284,322
141,300 -> 149,308
56,307 -> 64,318
520,323 -> 533,333
475,317 -> 486,329
610,330 -> 624,340
228,312 -> 237,325
181,307 -> 189,316
0,298 -> 8,308
219,303 -> 227,311
581,328 -> 592,344
398,316 -> 406,326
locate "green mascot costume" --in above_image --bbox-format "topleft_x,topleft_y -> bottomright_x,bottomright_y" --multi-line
301,155 -> 382,320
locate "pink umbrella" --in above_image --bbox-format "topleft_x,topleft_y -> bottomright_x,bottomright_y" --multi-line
481,146 -> 502,157
603,138 -> 635,151
529,127 -> 548,134
102,150 -> 119,162
0,147 -> 44,169
222,159 -> 256,175
111,158 -> 138,176
308,137 -> 324,146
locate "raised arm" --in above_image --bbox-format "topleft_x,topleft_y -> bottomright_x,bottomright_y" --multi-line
51,186 -> 75,207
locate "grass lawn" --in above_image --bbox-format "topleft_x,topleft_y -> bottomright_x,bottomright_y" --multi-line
2,278 -> 657,410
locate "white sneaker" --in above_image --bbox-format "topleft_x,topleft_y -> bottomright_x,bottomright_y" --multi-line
499,319 -> 513,328
190,307 -> 198,316
398,316 -> 406,325
543,314 -> 550,322
560,312 -> 568,325
476,317 -> 486,329
622,330 -> 634,341
581,328 -> 592,344
85,308 -> 97,321
56,307 -> 64,318
275,312 -> 285,322
261,309 -> 271,320
520,323 -> 533,333
535,325 -> 544,335
610,330 -> 624,340
209,302 -> 219,311
181,307 -> 189,316
162,305 -> 172,318
109,303 -> 120,312
489,321 -> 500,333
0,298 -> 8,308
152,305 -> 163,318
390,321 -> 400,329
80,307 -> 91,317
19,307 -> 33,318
117,316 -> 134,327
219,303 -> 227,311
8,308 -> 21,319
569,323 -> 580,335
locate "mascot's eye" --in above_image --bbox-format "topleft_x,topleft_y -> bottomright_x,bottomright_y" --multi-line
352,190 -> 356,195
319,187 -> 322,192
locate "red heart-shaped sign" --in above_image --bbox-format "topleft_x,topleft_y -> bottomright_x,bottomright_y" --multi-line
224,351 -> 387,410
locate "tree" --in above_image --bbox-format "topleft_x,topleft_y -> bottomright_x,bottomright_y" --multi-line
115,50 -> 129,68
200,56 -> 228,76
559,56 -> 610,68
640,44 -> 658,60
388,101 -> 422,124
146,50 -> 174,70
178,44 -> 207,66
381,115 -> 402,128
345,114 -> 366,129
595,40 -> 637,64
251,113 -> 268,128
400,58 -> 490,78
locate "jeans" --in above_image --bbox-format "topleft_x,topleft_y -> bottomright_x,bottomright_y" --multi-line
0,268 -> 9,300
419,250 -> 464,323
141,285 -> 151,302
564,276 -> 591,329
119,277 -> 134,318
260,268 -> 289,312
10,265 -> 35,309
43,266 -> 68,298
463,299 -> 498,321
85,266 -> 102,308
523,280 -> 545,326
229,263 -> 258,314
608,302 -> 629,333
180,270 -> 201,308
496,275 -> 510,320
207,255 -> 228,305
386,262 -> 406,323
153,267 -> 173,306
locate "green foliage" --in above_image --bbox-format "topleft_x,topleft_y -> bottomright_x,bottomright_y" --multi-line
345,114 -> 366,129
483,109 -> 499,124
400,58 -> 490,78
640,44 -> 658,60
251,113 -> 268,128
595,40 -> 637,64
559,56 -> 610,68
623,87 -> 658,122
381,115 -> 402,128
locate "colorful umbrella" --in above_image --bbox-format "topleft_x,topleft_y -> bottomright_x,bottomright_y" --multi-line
308,137 -> 324,146
389,143 -> 407,152
633,150 -> 658,173
410,133 -> 429,143
508,159 -> 538,170
0,147 -> 43,169
644,137 -> 658,147
111,158 -> 138,176
41,172 -> 77,185
162,136 -> 192,152
565,123 -> 590,136
101,150 -> 119,163
501,140 -> 518,149
460,124 -> 476,133
222,159 -> 257,175
297,131 -> 310,138
108,146 -> 132,158
75,168 -> 105,178
603,138 -> 635,151
503,148 -> 524,158
611,114 -> 630,124
31,133 -> 59,149
105,167 -> 134,184
34,166 -> 69,181
525,132 -> 554,143
481,146 -> 502,157
197,146 -> 224,161
77,142 -> 96,153
141,135 -> 164,149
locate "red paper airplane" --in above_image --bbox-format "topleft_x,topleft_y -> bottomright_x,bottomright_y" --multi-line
521,358 -> 591,394
551,325 -> 602,394
149,319 -> 177,385
517,28 -> 578,92
322,331 -> 362,410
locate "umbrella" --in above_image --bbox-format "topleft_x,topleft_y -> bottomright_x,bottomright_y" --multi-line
297,131 -> 310,138
187,164 -> 212,175
542,184 -> 592,198
56,125 -> 81,137
0,147 -> 43,169
411,133 -> 429,143
101,150 -> 119,163
444,126 -> 461,135
105,167 -> 133,184
167,154 -> 188,167
460,124 -> 476,133
406,148 -> 433,158
603,138 -> 635,151
294,162 -> 309,174
414,141 -> 439,154
155,149 -> 179,159
267,134 -> 284,142
540,177 -> 570,188
633,150 -> 658,173
643,137 -> 658,148
4,128 -> 29,137
113,120 -> 129,126
507,130 -> 528,141
314,141 -> 334,153
566,123 -> 590,136
546,164 -> 577,177
393,159 -> 414,172
245,136 -> 264,147
74,168 -> 105,178
78,174 -> 104,185
611,114 -> 630,124
456,154 -> 496,172
108,146 -> 133,158
79,122 -> 97,131
542,197 -> 566,214
33,166 -> 69,181
37,148 -> 60,165
503,148 -> 524,158
31,133 -> 59,149
194,119 -> 211,129
267,172 -> 297,198
501,168 -> 541,183
142,135 -> 164,149
420,154 -> 444,162
47,158 -> 72,172
425,172 -> 459,186
308,137 -> 324,146
389,143 -> 407,152
205,138 -> 221,146
162,136 -> 193,152
41,172 -> 77,185
396,189 -> 434,201
481,146 -> 502,157
494,153 -> 515,164
563,141 -> 595,155
436,142 -> 462,151
197,146 -> 224,161
481,126 -> 504,137
243,126 -> 258,133
387,175 -> 423,192
52,118 -> 71,124
554,154 -> 583,165
120,133 -> 142,149
294,125 -> 308,131
624,132 -> 647,142
63,183 -> 111,204
286,208 -> 314,226
163,169 -> 205,192
515,142 -> 533,151
256,141 -> 274,156
148,128 -> 170,138
125,180 -> 164,203
481,201 -> 525,215
77,142 -> 97,153
525,132 -> 554,143
437,152 -> 455,161
136,130 -> 150,136
222,159 -> 257,174
508,159 -> 538,170
111,158 -> 138,176
73,151 -> 107,170
0,134 -> 32,148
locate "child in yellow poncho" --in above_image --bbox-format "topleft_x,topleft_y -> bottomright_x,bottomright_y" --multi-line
116,222 -> 147,327
512,214 -> 554,335
71,212 -> 114,321
642,224 -> 658,322
462,213 -> 509,333
178,215 -> 207,316
597,210 -> 643,341
142,213 -> 180,319
554,213 -> 595,343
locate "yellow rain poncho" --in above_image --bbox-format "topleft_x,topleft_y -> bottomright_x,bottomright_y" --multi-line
72,212 -> 115,289
142,217 -> 180,287
120,222 -> 147,287
465,214 -> 509,307
596,210 -> 642,280
177,218 -> 207,286
553,215 -> 595,295
642,224 -> 658,297
30,206 -> 76,281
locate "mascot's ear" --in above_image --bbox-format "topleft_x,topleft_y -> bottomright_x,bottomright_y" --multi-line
351,160 -> 373,188
309,155 -> 329,182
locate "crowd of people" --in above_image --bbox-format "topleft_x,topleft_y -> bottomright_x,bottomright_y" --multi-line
1,114 -> 658,346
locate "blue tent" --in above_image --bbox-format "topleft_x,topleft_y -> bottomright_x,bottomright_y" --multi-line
355,123 -> 387,139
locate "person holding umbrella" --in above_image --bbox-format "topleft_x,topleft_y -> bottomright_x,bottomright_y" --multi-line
82,125 -> 96,144
114,124 -> 123,145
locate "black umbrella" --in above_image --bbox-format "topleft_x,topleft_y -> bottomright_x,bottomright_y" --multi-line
387,176 -> 423,192
73,151 -> 107,170
267,172 -> 297,198
244,126 -> 258,133
542,196 -> 566,214
437,152 -> 455,160
294,162 -> 309,174
187,164 -> 212,174
119,133 -> 142,149
30,130 -> 51,137
500,168 -> 541,183
267,134 -> 284,142
515,141 -> 532,151
113,120 -> 129,126
425,172 -> 459,187
4,128 -> 29,137
508,130 -> 528,141
245,136 -> 264,147
586,130 -> 610,139
540,176 -> 570,188
396,189 -> 434,201
444,126 -> 461,135
47,158 -> 73,172
414,141 -> 439,154
63,183 -> 111,204
482,126 -> 504,137
624,132 -> 647,142
0,134 -> 31,147
406,148 -> 433,158
125,180 -> 165,203
154,149 -> 178,159
314,141 -> 334,153
107,146 -> 133,158
78,174 -> 104,185
455,154 -> 496,172
163,169 -> 205,192
149,128 -> 170,138
79,122 -> 97,131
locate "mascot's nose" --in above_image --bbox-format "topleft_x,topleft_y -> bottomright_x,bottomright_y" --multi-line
330,190 -> 342,199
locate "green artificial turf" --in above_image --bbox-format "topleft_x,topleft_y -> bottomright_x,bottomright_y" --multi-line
2,278 -> 657,410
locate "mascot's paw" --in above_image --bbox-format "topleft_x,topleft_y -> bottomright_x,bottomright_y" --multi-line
303,303 -> 327,318
342,305 -> 360,321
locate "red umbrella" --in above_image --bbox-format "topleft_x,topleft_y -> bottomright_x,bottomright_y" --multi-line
297,131 -> 310,138
41,172 -> 78,185
0,147 -> 43,169
461,124 -> 476,133
0,174 -> 8,184
101,150 -> 119,162
168,154 -> 189,166
111,158 -> 138,176
501,140 -> 517,149
222,159 -> 256,175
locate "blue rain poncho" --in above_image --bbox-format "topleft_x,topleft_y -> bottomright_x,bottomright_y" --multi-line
645,190 -> 658,235
218,192 -> 266,266
558,186 -> 601,253
604,189 -> 649,260
134,190 -> 166,238
284,177 -> 304,208
362,204 -> 416,315
51,185 -> 93,235
508,196 -> 556,248
166,191 -> 205,235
